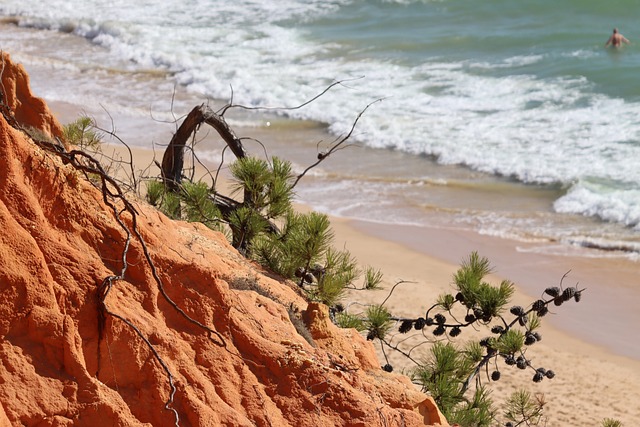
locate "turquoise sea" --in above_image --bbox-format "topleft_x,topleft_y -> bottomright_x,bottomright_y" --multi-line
1,0 -> 640,260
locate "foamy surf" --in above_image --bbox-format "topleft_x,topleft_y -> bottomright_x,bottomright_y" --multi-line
1,0 -> 639,259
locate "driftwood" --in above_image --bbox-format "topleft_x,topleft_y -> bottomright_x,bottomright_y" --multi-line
159,96 -> 376,252
161,94 -> 380,192
160,103 -> 271,252
161,104 -> 246,190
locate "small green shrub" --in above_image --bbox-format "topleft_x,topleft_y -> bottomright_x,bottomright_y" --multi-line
310,274 -> 346,307
229,206 -> 269,251
364,304 -> 393,341
63,116 -> 102,150
163,191 -> 182,219
252,210 -> 359,306
146,180 -> 166,206
335,312 -> 366,331
145,155 -> 373,308
503,389 -> 545,426
363,266 -> 383,290
181,181 -> 222,230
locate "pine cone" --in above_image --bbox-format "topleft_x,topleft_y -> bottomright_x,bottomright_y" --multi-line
562,287 -> 576,302
574,290 -> 582,303
544,286 -> 561,297
532,299 -> 546,312
524,333 -> 537,346
510,306 -> 525,316
433,325 -> 446,336
398,319 -> 413,334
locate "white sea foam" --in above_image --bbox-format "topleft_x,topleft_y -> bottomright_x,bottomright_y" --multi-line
468,54 -> 545,69
554,181 -> 640,229
2,0 -> 640,238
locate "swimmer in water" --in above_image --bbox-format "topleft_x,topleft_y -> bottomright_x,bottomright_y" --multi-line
605,28 -> 630,48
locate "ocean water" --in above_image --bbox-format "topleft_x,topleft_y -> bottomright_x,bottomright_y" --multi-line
1,0 -> 640,259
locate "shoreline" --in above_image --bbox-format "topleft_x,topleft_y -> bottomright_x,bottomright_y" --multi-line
49,98 -> 640,361
349,219 -> 640,361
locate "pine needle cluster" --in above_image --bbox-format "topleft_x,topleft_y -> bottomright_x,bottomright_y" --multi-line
146,180 -> 223,232
503,389 -> 545,427
146,155 -> 369,307
63,116 -> 102,151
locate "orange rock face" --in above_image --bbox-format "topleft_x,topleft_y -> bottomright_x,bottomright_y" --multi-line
0,52 -> 448,427
0,52 -> 63,141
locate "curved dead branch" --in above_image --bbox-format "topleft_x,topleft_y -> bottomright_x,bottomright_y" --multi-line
161,104 -> 247,190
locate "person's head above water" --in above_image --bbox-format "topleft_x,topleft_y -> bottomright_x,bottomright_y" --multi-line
605,27 -> 629,47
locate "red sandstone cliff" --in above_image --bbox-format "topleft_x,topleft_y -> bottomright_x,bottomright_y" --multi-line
0,51 -> 448,426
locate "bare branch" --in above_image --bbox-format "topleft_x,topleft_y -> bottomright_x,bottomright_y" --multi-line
219,77 -> 364,116
291,98 -> 382,189
379,280 -> 414,308
161,104 -> 247,190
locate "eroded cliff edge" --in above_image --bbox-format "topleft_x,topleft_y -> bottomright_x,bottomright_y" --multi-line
0,51 -> 447,427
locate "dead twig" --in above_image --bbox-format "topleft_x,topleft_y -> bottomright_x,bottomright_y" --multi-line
291,98 -> 383,189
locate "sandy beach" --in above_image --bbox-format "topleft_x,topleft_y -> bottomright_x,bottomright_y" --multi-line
332,217 -> 640,426
45,94 -> 640,425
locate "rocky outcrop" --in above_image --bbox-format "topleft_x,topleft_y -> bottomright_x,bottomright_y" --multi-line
0,51 -> 448,426
0,52 -> 63,141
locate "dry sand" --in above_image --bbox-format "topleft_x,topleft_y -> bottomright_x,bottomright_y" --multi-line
50,100 -> 640,426
331,217 -> 640,426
